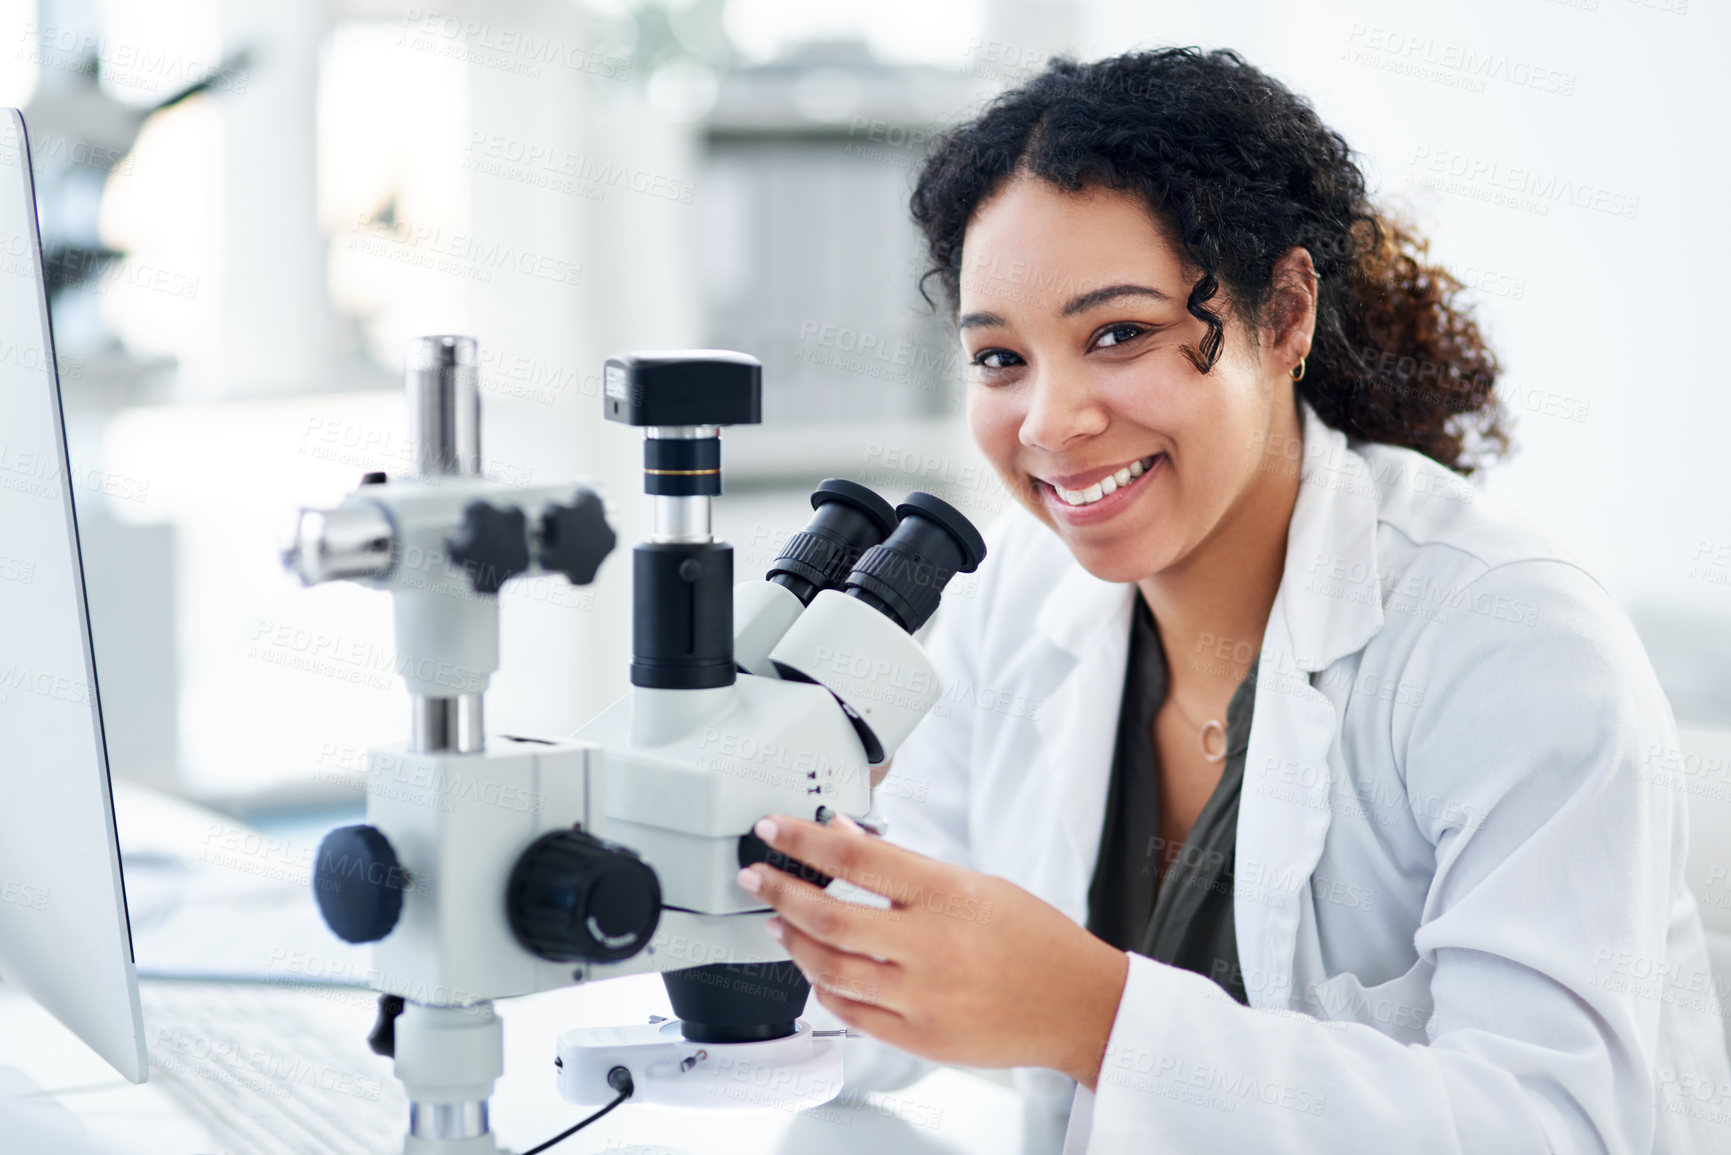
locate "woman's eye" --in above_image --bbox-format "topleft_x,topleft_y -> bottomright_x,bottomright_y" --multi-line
970,348 -> 1023,371
1093,323 -> 1146,350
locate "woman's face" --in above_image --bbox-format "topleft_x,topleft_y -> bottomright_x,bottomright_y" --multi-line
959,174 -> 1307,586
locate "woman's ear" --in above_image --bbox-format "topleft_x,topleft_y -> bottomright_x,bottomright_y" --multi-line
1268,245 -> 1319,372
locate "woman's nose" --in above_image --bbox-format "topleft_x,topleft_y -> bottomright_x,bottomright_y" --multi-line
1018,369 -> 1109,451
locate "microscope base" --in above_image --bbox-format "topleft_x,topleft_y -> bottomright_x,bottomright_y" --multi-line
555,1019 -> 843,1112
403,1137 -> 505,1155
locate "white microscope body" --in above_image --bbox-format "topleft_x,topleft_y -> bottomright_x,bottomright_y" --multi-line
284,339 -> 986,1154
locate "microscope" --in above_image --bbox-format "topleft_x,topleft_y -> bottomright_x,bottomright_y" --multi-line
283,336 -> 985,1154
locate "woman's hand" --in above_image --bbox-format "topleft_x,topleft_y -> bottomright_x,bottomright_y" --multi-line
737,812 -> 1129,1091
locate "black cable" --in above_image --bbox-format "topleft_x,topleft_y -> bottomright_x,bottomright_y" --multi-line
520,1066 -> 635,1155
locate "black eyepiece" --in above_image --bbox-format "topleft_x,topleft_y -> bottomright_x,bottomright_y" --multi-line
766,479 -> 898,605
843,491 -> 987,633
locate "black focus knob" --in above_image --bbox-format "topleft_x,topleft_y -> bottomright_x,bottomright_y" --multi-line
313,825 -> 407,944
538,490 -> 616,585
446,501 -> 531,594
507,829 -> 661,963
368,994 -> 405,1057
738,827 -> 833,888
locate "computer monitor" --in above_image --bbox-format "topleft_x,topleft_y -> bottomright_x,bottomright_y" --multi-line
0,108 -> 147,1084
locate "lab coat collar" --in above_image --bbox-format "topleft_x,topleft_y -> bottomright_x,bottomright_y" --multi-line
1270,397 -> 1385,672
1032,397 -> 1384,670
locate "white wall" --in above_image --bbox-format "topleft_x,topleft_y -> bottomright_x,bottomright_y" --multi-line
1067,0 -> 1729,627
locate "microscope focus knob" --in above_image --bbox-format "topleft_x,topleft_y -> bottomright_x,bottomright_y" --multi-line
538,490 -> 616,585
313,825 -> 406,944
507,829 -> 661,963
446,501 -> 531,594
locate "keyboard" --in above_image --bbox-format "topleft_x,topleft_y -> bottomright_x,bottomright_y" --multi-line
141,980 -> 407,1155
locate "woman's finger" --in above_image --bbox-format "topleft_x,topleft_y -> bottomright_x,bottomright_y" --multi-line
770,915 -> 906,1011
739,862 -> 903,960
811,984 -> 911,1048
751,812 -> 934,908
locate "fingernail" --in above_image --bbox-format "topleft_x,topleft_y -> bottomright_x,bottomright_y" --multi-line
765,916 -> 783,941
833,812 -> 864,833
754,817 -> 779,844
736,867 -> 762,894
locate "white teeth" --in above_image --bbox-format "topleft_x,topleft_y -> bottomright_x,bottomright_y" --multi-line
1051,455 -> 1160,507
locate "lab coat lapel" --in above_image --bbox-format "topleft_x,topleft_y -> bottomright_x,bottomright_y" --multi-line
1235,400 -> 1385,1009
1033,558 -> 1136,921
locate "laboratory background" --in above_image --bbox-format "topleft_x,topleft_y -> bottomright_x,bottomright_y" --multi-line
1,0 -> 1728,1152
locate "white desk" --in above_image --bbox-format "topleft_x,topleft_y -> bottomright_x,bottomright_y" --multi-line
1,779 -> 1066,1153
0,973 -> 1039,1155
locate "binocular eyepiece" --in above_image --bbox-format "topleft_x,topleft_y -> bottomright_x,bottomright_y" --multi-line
768,480 -> 986,634
765,479 -> 896,607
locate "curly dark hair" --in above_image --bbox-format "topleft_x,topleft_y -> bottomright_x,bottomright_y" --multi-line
910,47 -> 1510,475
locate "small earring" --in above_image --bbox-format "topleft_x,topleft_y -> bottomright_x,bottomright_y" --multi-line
1290,356 -> 1307,382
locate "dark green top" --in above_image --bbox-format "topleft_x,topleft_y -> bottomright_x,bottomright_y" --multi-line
1085,594 -> 1257,1003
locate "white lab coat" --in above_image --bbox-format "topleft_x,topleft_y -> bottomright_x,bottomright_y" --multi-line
848,397 -> 1731,1153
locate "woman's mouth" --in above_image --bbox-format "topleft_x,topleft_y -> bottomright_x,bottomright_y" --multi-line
1037,453 -> 1165,524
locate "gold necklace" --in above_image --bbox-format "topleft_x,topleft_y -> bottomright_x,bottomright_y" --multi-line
1162,692 -> 1227,763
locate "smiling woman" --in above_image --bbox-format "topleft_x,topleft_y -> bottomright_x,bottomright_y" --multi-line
740,47 -> 1731,1155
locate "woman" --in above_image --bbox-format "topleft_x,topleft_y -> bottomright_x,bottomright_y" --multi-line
736,48 -> 1730,1152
